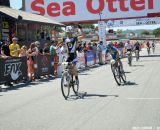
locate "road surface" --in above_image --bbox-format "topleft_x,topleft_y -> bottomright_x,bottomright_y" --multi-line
0,44 -> 160,130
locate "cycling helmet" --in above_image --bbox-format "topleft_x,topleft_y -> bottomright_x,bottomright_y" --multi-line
107,41 -> 113,49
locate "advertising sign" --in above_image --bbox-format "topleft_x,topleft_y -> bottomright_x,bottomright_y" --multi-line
34,55 -> 54,76
113,17 -> 160,27
0,57 -> 27,84
98,21 -> 106,43
86,51 -> 94,66
25,0 -> 160,23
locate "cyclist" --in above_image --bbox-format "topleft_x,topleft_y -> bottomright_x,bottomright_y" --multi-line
146,41 -> 151,55
134,41 -> 141,60
106,42 -> 123,70
151,41 -> 156,53
125,40 -> 133,64
63,25 -> 85,84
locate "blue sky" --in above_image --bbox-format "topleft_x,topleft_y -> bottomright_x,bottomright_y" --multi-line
10,0 -> 159,30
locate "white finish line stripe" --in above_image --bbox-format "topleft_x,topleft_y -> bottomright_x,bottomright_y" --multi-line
126,98 -> 160,100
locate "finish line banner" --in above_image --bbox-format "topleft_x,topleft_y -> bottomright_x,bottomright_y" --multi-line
25,0 -> 160,23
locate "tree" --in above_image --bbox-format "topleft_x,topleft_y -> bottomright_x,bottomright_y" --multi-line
81,24 -> 95,29
153,28 -> 160,37
116,29 -> 123,34
141,30 -> 150,35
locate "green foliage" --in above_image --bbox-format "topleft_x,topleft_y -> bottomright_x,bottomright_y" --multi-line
81,24 -> 95,29
141,30 -> 150,35
153,28 -> 160,36
116,29 -> 123,34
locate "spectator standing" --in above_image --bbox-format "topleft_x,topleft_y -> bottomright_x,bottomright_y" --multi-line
97,41 -> 103,64
19,46 -> 27,57
35,41 -> 43,54
43,43 -> 50,54
50,41 -> 60,76
9,37 -> 20,57
1,40 -> 10,57
27,42 -> 37,81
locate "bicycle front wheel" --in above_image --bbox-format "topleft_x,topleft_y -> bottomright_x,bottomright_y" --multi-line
111,65 -> 121,86
61,71 -> 71,100
119,66 -> 126,83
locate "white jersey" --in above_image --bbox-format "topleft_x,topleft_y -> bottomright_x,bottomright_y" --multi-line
125,42 -> 133,50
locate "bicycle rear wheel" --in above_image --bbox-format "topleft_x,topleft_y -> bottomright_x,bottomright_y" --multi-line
72,78 -> 79,95
111,65 -> 121,86
119,66 -> 126,83
61,71 -> 71,100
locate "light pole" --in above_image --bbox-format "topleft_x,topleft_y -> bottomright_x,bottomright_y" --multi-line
99,12 -> 102,21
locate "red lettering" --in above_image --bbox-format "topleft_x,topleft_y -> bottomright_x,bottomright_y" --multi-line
63,1 -> 75,16
47,3 -> 60,17
148,0 -> 153,9
87,0 -> 104,14
31,0 -> 45,15
131,0 -> 145,10
119,0 -> 129,11
107,0 -> 117,12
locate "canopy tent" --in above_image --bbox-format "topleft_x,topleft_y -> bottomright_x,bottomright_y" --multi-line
0,6 -> 64,26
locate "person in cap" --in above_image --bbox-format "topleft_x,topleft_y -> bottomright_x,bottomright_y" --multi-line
9,37 -> 20,57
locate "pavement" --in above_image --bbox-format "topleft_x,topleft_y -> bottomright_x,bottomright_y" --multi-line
0,44 -> 160,130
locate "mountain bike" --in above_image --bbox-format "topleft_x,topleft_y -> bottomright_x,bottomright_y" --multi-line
147,47 -> 151,55
126,51 -> 132,66
61,62 -> 79,100
111,59 -> 126,86
135,50 -> 139,61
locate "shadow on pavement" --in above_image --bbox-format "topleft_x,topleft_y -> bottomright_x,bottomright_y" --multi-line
124,71 -> 131,74
68,92 -> 119,100
132,65 -> 144,67
78,73 -> 90,76
122,81 -> 138,86
1,76 -> 55,92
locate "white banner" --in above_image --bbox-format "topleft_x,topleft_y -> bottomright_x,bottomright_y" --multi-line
98,21 -> 106,43
109,17 -> 160,27
25,0 -> 160,23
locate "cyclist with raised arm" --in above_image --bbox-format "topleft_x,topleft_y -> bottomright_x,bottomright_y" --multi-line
63,25 -> 85,85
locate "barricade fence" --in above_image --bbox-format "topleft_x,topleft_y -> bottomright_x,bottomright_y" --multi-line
0,50 -> 108,85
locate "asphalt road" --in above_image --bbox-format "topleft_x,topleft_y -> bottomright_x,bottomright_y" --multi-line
0,44 -> 160,130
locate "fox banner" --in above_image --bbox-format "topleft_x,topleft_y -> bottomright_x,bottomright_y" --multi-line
0,57 -> 27,84
24,0 -> 160,23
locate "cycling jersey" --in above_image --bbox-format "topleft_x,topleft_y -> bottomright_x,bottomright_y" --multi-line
134,42 -> 140,50
64,37 -> 79,62
106,46 -> 119,60
125,42 -> 133,50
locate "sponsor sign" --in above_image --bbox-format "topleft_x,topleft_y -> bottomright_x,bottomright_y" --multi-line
34,55 -> 54,76
0,57 -> 27,84
24,0 -> 160,23
86,51 -> 94,66
112,17 -> 160,27
98,21 -> 106,43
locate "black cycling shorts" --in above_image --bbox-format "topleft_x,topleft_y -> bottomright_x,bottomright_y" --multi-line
66,53 -> 76,62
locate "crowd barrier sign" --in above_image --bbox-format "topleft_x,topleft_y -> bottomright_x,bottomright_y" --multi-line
86,51 -> 94,66
34,55 -> 54,77
77,52 -> 85,69
0,57 -> 28,85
